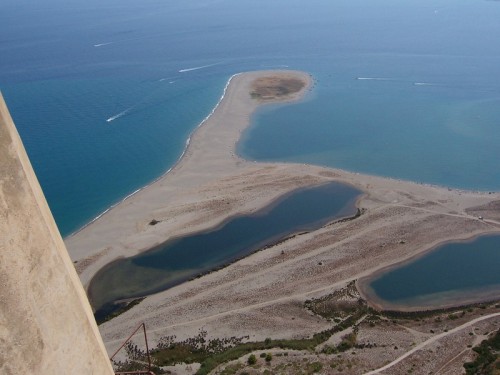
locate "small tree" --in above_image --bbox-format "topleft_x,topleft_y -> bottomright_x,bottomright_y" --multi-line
265,353 -> 272,362
247,354 -> 257,365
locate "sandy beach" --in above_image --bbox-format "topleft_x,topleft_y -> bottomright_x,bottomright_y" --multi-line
65,70 -> 500,371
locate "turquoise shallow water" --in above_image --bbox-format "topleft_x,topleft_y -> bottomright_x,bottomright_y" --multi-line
1,0 -> 500,235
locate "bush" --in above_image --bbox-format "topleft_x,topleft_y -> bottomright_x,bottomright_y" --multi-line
247,354 -> 257,365
463,329 -> 500,374
265,353 -> 272,362
309,361 -> 323,373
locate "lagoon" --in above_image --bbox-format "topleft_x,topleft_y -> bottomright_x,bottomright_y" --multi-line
89,182 -> 361,317
361,234 -> 500,311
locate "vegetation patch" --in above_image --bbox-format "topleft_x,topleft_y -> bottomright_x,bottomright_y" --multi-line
112,341 -> 167,374
112,283 -> 499,374
304,281 -> 365,320
464,329 -> 500,375
96,298 -> 144,325
250,76 -> 306,100
113,305 -> 367,375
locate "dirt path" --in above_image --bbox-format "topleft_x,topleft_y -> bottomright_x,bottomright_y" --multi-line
364,312 -> 500,374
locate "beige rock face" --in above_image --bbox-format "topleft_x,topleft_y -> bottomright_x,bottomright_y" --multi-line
0,94 -> 114,375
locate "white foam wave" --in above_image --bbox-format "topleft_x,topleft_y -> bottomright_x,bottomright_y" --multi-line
74,188 -> 141,232
197,73 -> 239,128
94,42 -> 113,47
413,82 -> 436,86
179,62 -> 220,73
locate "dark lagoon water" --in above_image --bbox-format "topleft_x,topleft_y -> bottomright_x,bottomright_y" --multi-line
2,0 -> 500,235
89,182 -> 360,315
364,234 -> 500,310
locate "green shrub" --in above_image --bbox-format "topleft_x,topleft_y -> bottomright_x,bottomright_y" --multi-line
308,361 -> 323,373
247,354 -> 257,365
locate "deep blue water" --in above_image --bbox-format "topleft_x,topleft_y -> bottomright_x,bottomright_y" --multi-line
368,234 -> 500,308
89,182 -> 360,313
1,0 -> 500,235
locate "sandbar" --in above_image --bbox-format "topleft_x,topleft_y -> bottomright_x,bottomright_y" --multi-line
64,70 -> 500,357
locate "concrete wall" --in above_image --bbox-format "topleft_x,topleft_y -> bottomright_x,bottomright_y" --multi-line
0,94 -> 114,374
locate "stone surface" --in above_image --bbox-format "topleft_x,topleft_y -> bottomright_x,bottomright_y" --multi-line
0,94 -> 114,375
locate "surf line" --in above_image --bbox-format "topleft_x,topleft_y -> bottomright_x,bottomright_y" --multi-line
69,73 -> 241,237
179,62 -> 220,73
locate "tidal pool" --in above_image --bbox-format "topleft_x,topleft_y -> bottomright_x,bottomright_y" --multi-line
90,182 -> 361,318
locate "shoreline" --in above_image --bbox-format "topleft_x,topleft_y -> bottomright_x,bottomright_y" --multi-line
67,73 -> 243,238
89,181 -> 362,315
66,70 -> 316,285
63,70 -> 500,353
357,232 -> 500,312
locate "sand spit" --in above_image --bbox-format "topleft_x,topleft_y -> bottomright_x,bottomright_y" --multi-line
65,71 -> 500,363
67,70 -> 318,286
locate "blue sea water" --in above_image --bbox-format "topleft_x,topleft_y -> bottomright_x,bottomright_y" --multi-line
1,0 -> 500,236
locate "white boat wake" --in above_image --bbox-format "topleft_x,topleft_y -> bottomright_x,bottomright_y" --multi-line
413,82 -> 437,86
179,62 -> 220,73
356,77 -> 393,81
93,42 -> 113,47
106,107 -> 132,123
107,76 -> 177,123
71,73 -> 241,237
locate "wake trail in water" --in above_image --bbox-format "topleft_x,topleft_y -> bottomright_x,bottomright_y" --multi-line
413,82 -> 438,86
179,62 -> 220,73
107,76 -> 179,123
72,73 -> 241,236
158,77 -> 177,84
94,42 -> 113,47
358,77 -> 442,87
106,107 -> 133,123
356,77 -> 395,81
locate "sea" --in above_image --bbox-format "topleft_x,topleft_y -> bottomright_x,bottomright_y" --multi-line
1,0 -> 500,236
